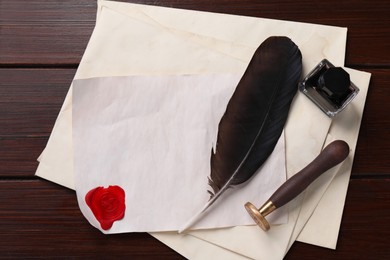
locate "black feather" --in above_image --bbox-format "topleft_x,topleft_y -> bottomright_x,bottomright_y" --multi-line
179,36 -> 302,232
209,36 -> 302,197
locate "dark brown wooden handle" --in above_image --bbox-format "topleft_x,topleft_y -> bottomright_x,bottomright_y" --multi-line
269,140 -> 350,208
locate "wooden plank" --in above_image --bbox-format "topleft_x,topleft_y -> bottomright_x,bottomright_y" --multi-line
352,69 -> 390,175
286,179 -> 390,259
2,0 -> 388,27
0,23 -> 93,65
0,0 -> 97,22
0,179 -> 388,259
0,0 -> 389,65
0,137 -> 46,177
0,69 -> 74,135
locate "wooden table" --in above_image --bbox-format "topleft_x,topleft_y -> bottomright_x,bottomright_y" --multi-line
1,0 -> 389,259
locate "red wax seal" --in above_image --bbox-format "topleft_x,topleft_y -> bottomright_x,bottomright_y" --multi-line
85,185 -> 126,230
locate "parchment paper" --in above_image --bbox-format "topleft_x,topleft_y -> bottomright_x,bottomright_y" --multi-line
72,74 -> 286,232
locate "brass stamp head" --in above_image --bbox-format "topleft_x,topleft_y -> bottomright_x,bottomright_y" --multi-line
244,202 -> 270,231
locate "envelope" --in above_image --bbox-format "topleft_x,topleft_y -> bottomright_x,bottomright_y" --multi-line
188,69 -> 369,259
35,0 -> 370,258
296,68 -> 370,249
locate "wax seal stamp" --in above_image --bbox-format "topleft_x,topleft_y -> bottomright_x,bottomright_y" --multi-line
299,59 -> 359,117
245,140 -> 350,231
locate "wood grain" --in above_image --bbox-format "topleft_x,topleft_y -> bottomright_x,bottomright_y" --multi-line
0,0 -> 389,259
352,69 -> 390,175
0,69 -> 74,136
0,180 -> 183,259
287,179 -> 390,259
0,137 -> 46,177
1,0 -> 389,65
0,179 -> 388,258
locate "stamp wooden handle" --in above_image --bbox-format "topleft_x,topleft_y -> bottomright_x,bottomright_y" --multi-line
269,140 -> 350,208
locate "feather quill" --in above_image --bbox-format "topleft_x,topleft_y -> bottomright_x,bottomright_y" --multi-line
179,36 -> 302,232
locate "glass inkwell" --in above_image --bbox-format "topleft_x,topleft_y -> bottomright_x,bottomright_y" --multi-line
299,59 -> 359,117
